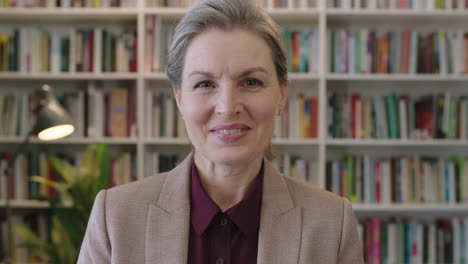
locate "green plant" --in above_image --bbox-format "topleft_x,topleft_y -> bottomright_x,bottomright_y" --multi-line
15,144 -> 110,264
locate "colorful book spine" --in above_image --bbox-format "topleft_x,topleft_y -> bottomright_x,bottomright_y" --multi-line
3,26 -> 136,74
360,217 -> 468,263
330,0 -> 468,9
274,96 -> 318,139
326,154 -> 468,204
282,28 -> 318,73
0,0 -> 135,7
329,28 -> 468,75
328,92 -> 468,140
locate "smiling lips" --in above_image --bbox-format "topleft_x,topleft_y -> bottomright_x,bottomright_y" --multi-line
210,124 -> 251,143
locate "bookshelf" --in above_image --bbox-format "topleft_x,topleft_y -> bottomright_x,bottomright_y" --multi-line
353,203 -> 468,216
0,8 -> 139,20
0,72 -> 139,80
1,0 -> 468,261
0,200 -> 49,209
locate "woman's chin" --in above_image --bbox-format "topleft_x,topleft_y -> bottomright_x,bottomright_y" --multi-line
199,147 -> 263,166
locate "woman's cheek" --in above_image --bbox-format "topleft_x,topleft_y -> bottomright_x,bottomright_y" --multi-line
252,98 -> 278,120
182,98 -> 212,124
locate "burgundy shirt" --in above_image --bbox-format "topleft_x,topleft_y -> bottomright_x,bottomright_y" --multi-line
188,161 -> 264,264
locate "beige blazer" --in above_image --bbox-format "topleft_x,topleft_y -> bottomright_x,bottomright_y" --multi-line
78,153 -> 364,264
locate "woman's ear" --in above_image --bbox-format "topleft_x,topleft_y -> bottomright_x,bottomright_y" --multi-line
278,83 -> 289,111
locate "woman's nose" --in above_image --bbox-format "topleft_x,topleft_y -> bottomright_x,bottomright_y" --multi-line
215,85 -> 242,116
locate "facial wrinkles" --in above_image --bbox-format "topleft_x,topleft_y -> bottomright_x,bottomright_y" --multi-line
202,43 -> 258,81
181,30 -> 281,120
184,32 -> 276,89
182,69 -> 280,127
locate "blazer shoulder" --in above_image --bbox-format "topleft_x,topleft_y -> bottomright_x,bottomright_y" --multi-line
279,175 -> 364,263
281,175 -> 345,213
105,172 -> 169,207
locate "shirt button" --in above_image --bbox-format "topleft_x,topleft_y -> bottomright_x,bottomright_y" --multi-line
220,218 -> 227,226
216,258 -> 224,264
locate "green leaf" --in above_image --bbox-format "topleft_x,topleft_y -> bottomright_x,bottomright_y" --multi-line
21,143 -> 111,264
51,216 -> 78,264
30,175 -> 72,202
15,225 -> 54,261
80,144 -> 99,181
94,144 -> 110,197
52,207 -> 87,248
48,154 -> 79,184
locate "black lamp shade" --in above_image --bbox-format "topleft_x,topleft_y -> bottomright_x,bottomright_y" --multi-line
32,85 -> 75,140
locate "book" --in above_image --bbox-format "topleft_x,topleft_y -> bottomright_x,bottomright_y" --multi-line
111,88 -> 128,137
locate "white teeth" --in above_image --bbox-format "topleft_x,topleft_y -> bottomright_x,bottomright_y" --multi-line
218,129 -> 242,134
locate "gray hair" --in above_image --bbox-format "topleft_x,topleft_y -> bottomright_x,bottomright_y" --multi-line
166,0 -> 288,89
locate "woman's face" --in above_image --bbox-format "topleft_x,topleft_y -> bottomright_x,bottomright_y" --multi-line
175,28 -> 287,166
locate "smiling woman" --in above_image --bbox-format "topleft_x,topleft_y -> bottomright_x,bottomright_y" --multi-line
176,28 -> 285,174
77,0 -> 364,263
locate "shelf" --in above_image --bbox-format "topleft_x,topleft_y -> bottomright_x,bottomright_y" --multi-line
0,136 -> 139,145
0,72 -> 138,80
144,137 -> 191,145
144,7 -> 320,20
326,73 -> 468,82
272,138 -> 320,146
0,200 -> 49,209
327,9 -> 468,22
327,8 -> 468,15
264,8 -> 321,20
288,73 -> 320,81
6,201 -> 468,212
8,72 -> 466,82
144,72 -> 168,81
353,203 -> 468,216
326,139 -> 468,147
0,8 -> 138,20
143,7 -> 186,19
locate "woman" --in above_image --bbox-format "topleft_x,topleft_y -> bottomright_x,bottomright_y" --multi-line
78,0 -> 364,263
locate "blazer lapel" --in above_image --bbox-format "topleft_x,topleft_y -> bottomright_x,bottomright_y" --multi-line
143,154 -> 302,264
145,154 -> 193,264
257,159 -> 302,264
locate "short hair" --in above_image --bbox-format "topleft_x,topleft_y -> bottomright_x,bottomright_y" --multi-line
166,0 -> 288,89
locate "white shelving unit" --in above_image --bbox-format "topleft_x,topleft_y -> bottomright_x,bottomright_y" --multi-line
1,0 -> 467,220
0,72 -> 139,80
353,204 -> 468,217
0,8 -> 139,20
327,73 -> 468,82
326,139 -> 468,147
0,136 -> 138,145
0,200 -> 49,209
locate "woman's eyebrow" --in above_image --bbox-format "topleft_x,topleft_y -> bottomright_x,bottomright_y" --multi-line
237,67 -> 268,78
188,67 -> 268,79
188,71 -> 216,78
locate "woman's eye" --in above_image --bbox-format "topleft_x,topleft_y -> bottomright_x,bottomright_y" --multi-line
194,81 -> 213,89
243,79 -> 263,87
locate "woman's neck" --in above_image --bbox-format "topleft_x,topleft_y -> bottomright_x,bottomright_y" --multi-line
193,153 -> 263,211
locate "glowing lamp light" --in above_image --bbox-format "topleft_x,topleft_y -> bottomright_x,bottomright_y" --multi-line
33,84 -> 75,140
38,124 -> 75,141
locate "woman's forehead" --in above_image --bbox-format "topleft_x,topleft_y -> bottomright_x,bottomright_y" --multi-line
183,29 -> 275,77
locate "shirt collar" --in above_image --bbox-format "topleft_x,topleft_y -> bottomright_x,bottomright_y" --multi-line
225,162 -> 263,235
190,161 -> 264,236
